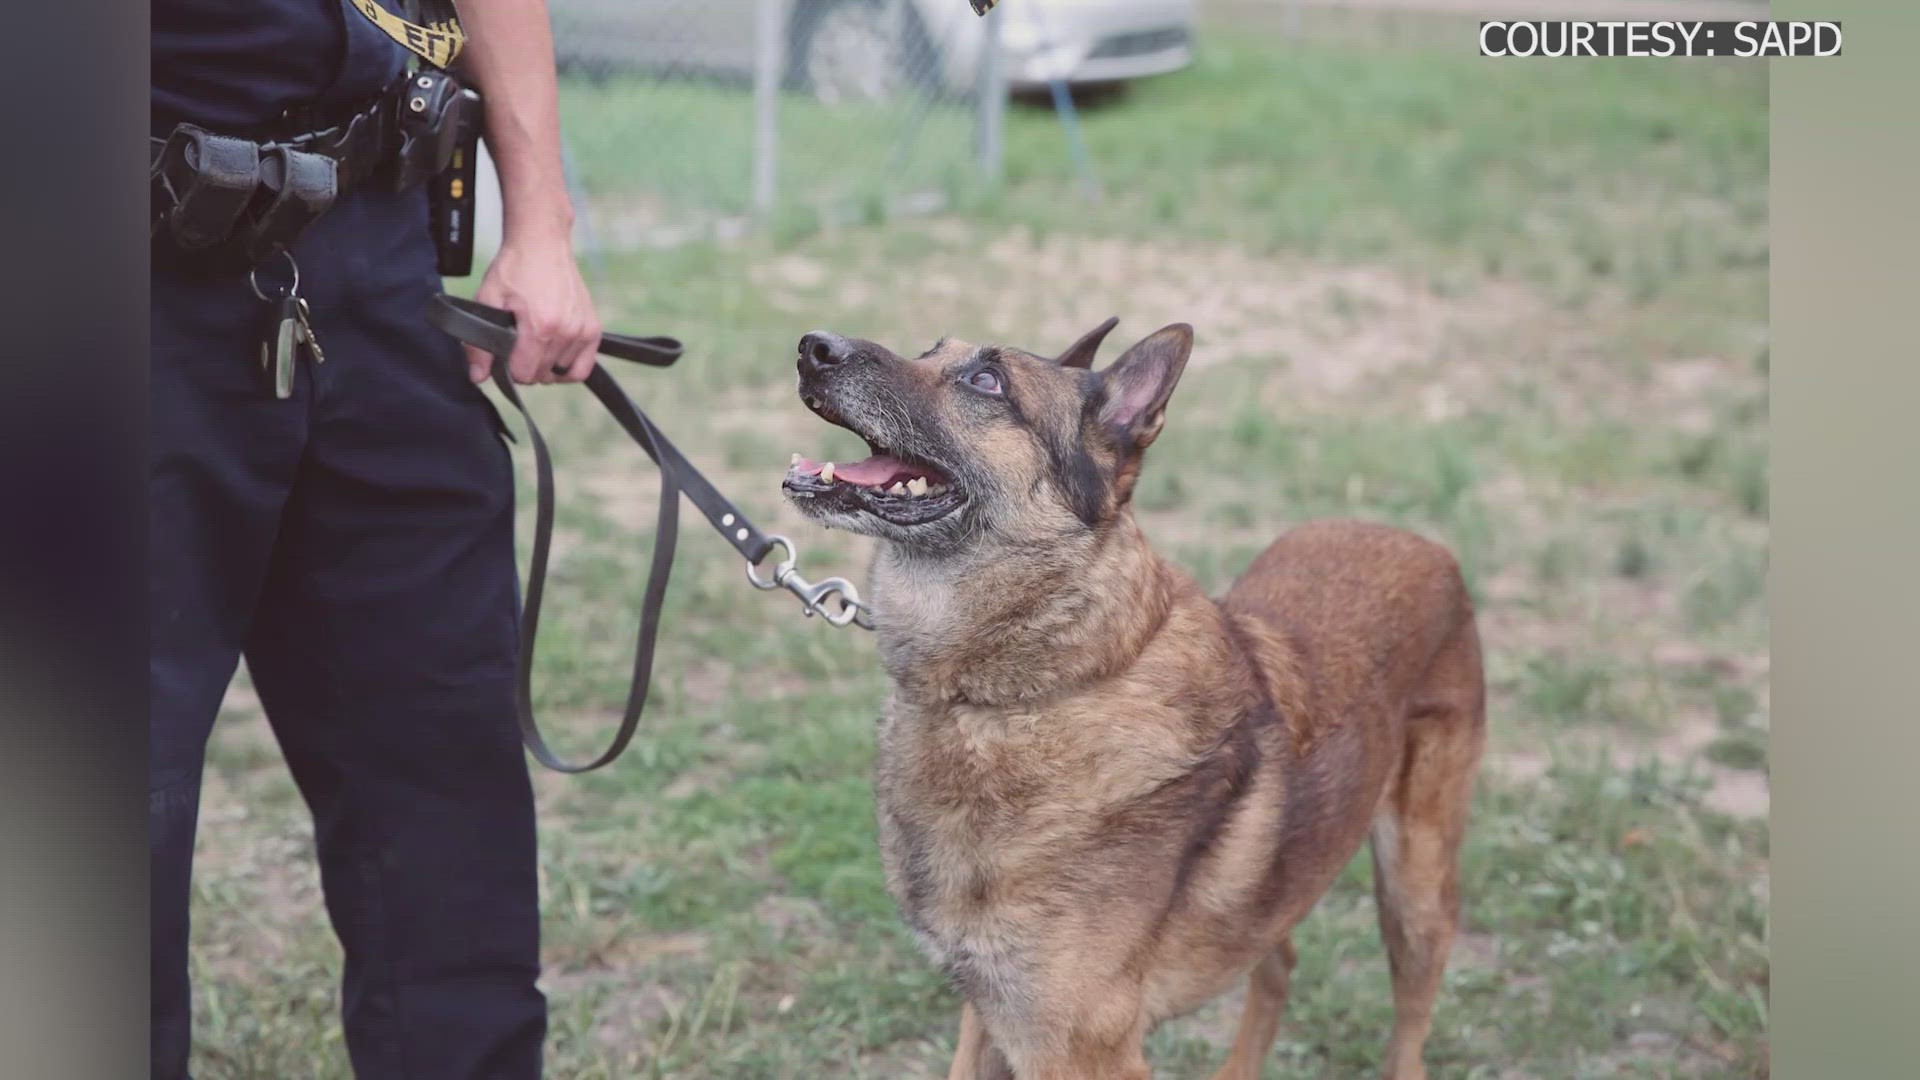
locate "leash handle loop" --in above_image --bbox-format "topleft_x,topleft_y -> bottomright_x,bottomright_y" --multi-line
426,293 -> 873,772
428,295 -> 774,562
428,293 -> 779,773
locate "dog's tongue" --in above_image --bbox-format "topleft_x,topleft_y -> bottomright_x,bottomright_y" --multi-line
793,454 -> 938,487
832,455 -> 914,486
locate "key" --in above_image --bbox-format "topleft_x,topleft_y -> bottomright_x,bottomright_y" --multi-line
292,295 -> 326,365
259,294 -> 300,399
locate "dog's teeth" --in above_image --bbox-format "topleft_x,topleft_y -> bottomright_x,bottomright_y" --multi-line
927,482 -> 947,495
821,462 -> 835,483
790,453 -> 801,467
890,481 -> 908,495
907,477 -> 928,496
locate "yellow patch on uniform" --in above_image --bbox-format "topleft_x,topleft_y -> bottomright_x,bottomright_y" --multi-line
348,0 -> 466,68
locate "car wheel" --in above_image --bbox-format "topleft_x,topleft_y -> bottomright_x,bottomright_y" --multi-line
788,0 -> 936,106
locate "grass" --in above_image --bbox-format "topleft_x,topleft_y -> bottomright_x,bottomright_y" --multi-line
559,79 -> 976,222
191,8 -> 1768,1078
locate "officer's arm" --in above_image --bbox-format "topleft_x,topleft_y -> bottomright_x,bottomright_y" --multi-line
451,0 -> 601,386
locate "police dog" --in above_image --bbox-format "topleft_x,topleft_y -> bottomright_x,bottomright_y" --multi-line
782,319 -> 1485,1080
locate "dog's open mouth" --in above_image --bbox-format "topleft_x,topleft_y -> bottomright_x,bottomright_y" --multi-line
782,414 -> 966,527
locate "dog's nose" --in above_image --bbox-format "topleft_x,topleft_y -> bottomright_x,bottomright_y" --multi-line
798,331 -> 855,377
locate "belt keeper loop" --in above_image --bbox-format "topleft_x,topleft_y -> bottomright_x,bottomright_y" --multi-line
244,147 -> 339,261
156,125 -> 261,251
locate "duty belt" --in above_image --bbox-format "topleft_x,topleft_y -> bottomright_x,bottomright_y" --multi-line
150,68 -> 478,269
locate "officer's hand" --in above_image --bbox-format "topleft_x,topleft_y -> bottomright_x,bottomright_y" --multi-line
466,235 -> 600,386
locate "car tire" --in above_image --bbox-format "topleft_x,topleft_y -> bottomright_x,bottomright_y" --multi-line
787,0 -> 939,105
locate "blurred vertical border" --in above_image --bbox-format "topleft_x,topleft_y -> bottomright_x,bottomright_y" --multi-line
1771,0 -> 1920,1077
0,0 -> 149,1078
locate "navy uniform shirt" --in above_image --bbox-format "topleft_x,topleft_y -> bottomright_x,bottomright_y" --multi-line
152,0 -> 409,133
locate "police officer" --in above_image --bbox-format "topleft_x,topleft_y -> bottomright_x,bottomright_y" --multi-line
151,2 -> 598,1076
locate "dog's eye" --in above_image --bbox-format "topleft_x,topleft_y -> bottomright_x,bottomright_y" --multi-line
966,369 -> 1003,395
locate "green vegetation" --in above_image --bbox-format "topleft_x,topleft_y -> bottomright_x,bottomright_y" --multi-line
193,9 -> 1767,1077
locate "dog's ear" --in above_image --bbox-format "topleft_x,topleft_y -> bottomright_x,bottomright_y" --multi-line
1054,316 -> 1119,369
1096,324 -> 1193,450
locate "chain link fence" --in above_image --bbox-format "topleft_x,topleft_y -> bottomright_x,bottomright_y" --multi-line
474,1 -> 1202,259
475,1 -> 998,258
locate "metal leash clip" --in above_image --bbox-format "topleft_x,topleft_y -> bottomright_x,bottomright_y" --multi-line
746,536 -> 875,630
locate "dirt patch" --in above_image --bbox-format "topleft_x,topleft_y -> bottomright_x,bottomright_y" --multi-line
601,930 -> 711,968
966,228 -> 1547,410
1451,930 -> 1504,970
754,223 -> 1559,415
753,894 -> 828,939
662,747 -> 769,801
750,221 -> 1759,491
1654,357 -> 1745,435
546,924 -> 713,980
589,985 -> 677,1052
189,761 -> 330,982
776,220 -> 1760,440
1699,770 -> 1768,819
1486,711 -> 1769,821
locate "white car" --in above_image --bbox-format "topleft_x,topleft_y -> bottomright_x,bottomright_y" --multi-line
551,0 -> 1196,102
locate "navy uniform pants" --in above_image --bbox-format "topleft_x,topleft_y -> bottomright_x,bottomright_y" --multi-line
150,188 -> 545,1079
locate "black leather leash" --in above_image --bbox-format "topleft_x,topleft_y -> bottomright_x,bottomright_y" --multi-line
426,294 -> 870,773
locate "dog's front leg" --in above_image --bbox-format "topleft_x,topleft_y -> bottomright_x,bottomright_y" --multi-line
1019,1015 -> 1153,1080
945,1002 -> 984,1080
1027,1042 -> 1152,1080
947,1002 -> 1013,1080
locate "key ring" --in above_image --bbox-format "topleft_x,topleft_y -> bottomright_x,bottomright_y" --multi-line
249,248 -> 300,300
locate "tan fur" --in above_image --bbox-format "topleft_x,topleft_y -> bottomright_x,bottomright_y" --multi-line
787,326 -> 1486,1079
